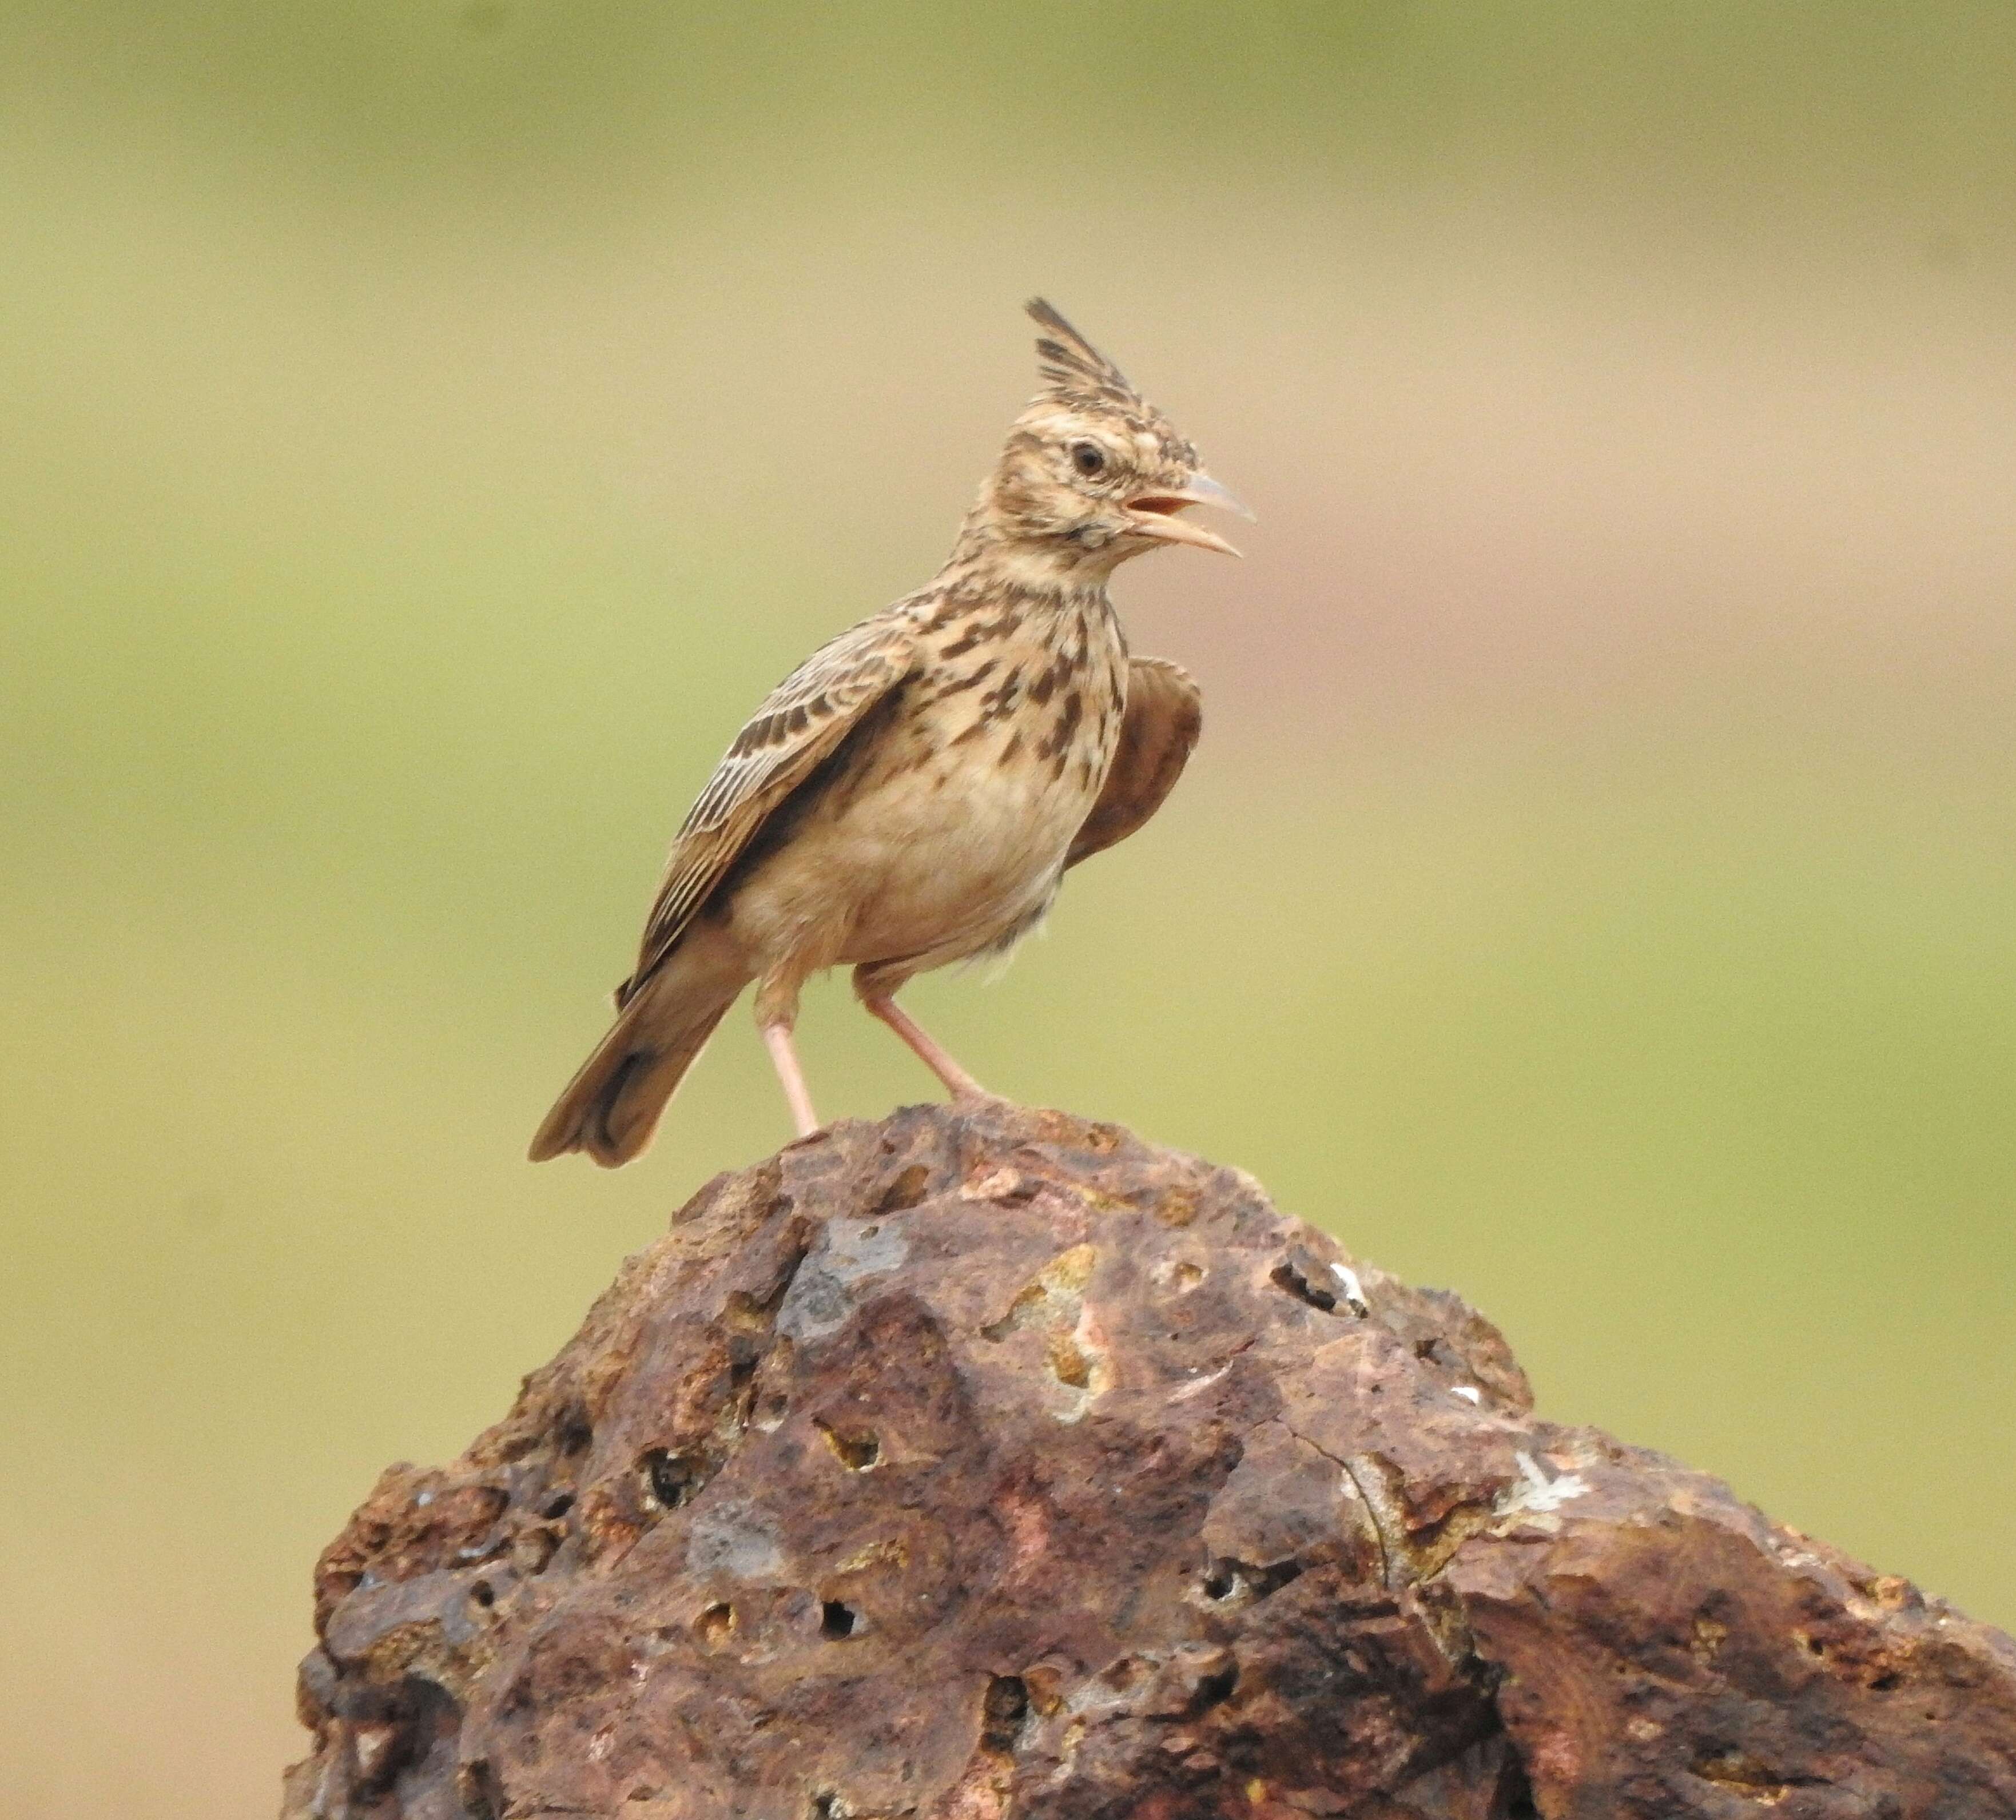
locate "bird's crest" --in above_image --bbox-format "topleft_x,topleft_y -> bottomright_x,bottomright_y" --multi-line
1027,298 -> 1141,409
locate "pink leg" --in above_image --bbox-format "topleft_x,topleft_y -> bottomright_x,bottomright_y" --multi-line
859,989 -> 990,1101
761,1019 -> 821,1137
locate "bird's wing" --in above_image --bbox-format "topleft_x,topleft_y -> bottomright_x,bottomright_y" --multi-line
1065,656 -> 1203,869
617,614 -> 918,1002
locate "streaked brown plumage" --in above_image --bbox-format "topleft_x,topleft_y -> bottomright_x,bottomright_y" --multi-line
530,301 -> 1247,1165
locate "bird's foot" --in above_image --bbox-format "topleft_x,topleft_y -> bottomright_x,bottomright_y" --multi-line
947,1084 -> 1013,1112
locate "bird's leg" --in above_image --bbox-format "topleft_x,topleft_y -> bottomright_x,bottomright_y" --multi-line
854,969 -> 991,1102
754,970 -> 820,1137
760,1020 -> 820,1137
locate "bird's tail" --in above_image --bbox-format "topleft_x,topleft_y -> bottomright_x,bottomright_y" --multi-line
528,949 -> 745,1167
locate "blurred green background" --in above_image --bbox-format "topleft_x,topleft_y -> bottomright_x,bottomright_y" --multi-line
2,3 -> 2011,1813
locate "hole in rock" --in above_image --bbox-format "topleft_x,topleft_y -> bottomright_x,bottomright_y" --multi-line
539,1492 -> 574,1520
641,1449 -> 703,1510
1100,1655 -> 1144,1691
558,1415 -> 593,1456
1047,1335 -> 1092,1390
1195,1664 -> 1239,1709
1249,1559 -> 1304,1597
1500,1755 -> 1540,1820
874,1164 -> 932,1212
1270,1260 -> 1338,1312
816,1421 -> 881,1471
1172,1261 -> 1204,1289
458,1758 -> 503,1820
980,1675 -> 1029,1753
1202,1566 -> 1239,1601
514,1527 -> 560,1576
1870,1672 -> 1899,1691
697,1602 -> 734,1646
820,1599 -> 858,1640
470,1580 -> 496,1609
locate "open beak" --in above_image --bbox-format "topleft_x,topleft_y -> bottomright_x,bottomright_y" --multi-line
1124,473 -> 1254,557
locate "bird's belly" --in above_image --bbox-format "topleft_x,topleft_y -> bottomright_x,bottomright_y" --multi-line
849,766 -> 1085,958
729,743 -> 1099,971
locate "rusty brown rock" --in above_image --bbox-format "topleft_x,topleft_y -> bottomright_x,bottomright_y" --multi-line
283,1102 -> 2016,1819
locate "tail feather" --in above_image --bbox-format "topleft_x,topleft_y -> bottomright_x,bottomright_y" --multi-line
528,961 -> 743,1167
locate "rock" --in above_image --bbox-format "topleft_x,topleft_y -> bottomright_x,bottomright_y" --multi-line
282,1102 -> 2016,1819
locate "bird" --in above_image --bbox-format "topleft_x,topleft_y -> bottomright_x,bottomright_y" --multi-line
530,300 -> 1248,1166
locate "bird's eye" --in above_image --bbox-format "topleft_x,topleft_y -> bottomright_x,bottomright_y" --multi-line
1071,442 -> 1106,477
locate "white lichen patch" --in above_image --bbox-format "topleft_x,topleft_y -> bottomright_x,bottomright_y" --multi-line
686,1501 -> 785,1580
1497,1449 -> 1590,1518
1329,1262 -> 1370,1317
1171,1360 -> 1231,1401
777,1222 -> 910,1343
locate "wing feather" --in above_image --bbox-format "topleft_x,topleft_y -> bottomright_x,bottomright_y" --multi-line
1066,656 -> 1202,869
617,614 -> 917,1002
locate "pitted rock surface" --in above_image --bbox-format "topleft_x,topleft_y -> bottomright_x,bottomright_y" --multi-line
284,1102 -> 2016,1819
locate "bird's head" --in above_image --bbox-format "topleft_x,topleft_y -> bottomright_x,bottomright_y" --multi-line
968,300 -> 1250,575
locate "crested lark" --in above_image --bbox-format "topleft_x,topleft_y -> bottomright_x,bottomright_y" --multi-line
531,301 -> 1247,1165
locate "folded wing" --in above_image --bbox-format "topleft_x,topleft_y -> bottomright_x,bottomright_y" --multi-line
1067,656 -> 1203,869
617,614 -> 918,1003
